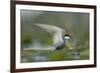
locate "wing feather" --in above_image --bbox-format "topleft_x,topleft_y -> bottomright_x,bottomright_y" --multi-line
34,24 -> 64,33
34,24 -> 65,46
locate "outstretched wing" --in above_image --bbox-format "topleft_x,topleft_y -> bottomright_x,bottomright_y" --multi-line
34,24 -> 64,33
34,24 -> 65,46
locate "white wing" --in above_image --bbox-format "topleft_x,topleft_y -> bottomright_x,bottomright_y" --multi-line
34,24 -> 63,33
34,24 -> 65,46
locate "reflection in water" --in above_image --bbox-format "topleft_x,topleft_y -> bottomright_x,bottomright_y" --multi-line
24,39 -> 55,50
31,55 -> 48,62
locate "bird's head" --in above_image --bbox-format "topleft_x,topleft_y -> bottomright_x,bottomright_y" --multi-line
64,35 -> 71,40
64,35 -> 72,49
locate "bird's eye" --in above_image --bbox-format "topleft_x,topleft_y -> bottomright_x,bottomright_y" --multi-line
64,34 -> 72,38
64,34 -> 70,37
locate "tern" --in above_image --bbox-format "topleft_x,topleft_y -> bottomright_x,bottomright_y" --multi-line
34,24 -> 71,50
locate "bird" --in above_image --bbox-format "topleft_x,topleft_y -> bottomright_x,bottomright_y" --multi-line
34,24 -> 71,50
